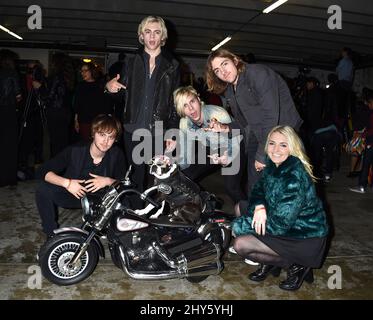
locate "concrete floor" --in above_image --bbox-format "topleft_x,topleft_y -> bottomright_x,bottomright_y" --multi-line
0,154 -> 372,300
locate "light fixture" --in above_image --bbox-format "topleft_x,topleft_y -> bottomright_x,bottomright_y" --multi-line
211,36 -> 232,51
263,0 -> 288,14
0,24 -> 23,40
83,58 -> 92,63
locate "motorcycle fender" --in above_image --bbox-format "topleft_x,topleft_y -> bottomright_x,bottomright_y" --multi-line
53,227 -> 105,258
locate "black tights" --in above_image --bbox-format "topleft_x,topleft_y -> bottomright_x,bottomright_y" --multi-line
233,235 -> 290,268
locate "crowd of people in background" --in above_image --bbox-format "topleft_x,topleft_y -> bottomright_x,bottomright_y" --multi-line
0,14 -> 372,291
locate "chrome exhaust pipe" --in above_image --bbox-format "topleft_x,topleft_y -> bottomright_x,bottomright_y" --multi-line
119,241 -> 223,280
187,261 -> 224,277
182,242 -> 220,269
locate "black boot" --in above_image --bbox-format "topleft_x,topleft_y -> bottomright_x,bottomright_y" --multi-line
279,264 -> 314,291
248,264 -> 282,282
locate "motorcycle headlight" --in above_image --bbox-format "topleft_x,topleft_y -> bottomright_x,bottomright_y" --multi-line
81,196 -> 91,216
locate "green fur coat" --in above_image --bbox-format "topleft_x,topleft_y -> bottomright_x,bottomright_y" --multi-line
232,156 -> 328,239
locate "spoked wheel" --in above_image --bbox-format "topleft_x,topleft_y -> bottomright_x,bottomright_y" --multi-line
39,233 -> 98,286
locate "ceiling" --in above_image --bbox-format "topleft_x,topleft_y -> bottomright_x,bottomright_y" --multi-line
1,0 -> 373,69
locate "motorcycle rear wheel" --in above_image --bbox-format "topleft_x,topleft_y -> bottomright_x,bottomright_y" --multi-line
39,233 -> 98,286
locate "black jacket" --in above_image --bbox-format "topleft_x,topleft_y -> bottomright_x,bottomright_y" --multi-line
0,68 -> 21,107
118,48 -> 180,131
36,142 -> 126,181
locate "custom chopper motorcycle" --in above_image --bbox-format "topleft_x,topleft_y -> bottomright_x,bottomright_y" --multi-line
38,156 -> 233,285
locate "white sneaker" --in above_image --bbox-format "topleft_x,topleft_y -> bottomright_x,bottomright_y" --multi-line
244,258 -> 259,266
228,246 -> 237,254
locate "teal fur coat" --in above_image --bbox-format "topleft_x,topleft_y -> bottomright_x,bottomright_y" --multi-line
232,156 -> 328,239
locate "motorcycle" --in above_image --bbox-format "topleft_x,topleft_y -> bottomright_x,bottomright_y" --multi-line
38,156 -> 233,286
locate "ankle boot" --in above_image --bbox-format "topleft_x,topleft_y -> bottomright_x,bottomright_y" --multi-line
248,264 -> 282,282
279,264 -> 314,291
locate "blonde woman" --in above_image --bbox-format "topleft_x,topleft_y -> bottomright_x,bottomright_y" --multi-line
232,126 -> 328,291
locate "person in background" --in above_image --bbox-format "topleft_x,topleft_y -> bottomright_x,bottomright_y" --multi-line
305,77 -> 339,182
336,47 -> 354,91
74,62 -> 109,141
35,52 -> 75,157
349,90 -> 373,193
232,126 -> 328,291
336,47 -> 355,142
108,52 -> 126,80
0,49 -> 22,187
18,60 -> 47,179
204,48 -> 303,197
35,114 -> 125,237
346,87 -> 371,177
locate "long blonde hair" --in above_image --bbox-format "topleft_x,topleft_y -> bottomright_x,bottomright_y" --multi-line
265,126 -> 316,181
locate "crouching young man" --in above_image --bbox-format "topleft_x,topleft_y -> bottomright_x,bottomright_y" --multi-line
35,114 -> 126,238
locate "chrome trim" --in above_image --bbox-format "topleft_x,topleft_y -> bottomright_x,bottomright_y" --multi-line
54,227 -> 88,235
119,245 -> 180,280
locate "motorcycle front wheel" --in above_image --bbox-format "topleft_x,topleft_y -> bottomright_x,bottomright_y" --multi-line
39,233 -> 98,286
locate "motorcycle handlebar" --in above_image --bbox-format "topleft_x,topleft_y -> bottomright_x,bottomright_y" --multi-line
116,188 -> 161,210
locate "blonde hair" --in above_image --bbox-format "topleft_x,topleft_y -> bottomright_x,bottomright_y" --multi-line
205,48 -> 246,95
265,126 -> 316,181
173,86 -> 204,117
137,16 -> 168,46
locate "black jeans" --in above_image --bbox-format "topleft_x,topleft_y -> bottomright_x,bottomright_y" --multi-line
35,181 -> 81,236
311,130 -> 339,177
182,142 -> 246,204
359,146 -> 373,188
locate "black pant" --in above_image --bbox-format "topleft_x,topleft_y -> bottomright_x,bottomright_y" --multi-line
18,113 -> 44,167
359,146 -> 373,188
47,108 -> 71,158
0,106 -> 18,187
311,130 -> 339,177
123,131 -> 163,208
35,181 -> 81,236
182,142 -> 246,204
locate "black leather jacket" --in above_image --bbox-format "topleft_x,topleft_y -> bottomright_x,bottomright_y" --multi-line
119,48 -> 180,131
0,68 -> 21,107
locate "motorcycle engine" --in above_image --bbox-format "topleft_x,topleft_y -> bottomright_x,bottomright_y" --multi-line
118,230 -> 169,272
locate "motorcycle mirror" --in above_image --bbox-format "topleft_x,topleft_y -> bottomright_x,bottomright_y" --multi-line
123,165 -> 133,186
125,165 -> 132,180
158,183 -> 172,195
